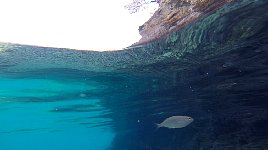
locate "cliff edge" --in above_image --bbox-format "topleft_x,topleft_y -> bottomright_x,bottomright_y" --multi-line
136,0 -> 233,45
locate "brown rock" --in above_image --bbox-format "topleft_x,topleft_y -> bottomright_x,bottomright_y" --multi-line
135,0 -> 233,45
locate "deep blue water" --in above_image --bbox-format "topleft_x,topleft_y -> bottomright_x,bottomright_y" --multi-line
1,0 -> 268,149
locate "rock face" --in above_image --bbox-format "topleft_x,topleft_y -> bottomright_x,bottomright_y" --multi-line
136,0 -> 233,45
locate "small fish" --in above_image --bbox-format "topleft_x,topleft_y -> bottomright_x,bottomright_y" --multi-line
155,116 -> 194,129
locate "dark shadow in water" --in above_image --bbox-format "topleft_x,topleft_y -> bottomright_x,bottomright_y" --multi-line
106,0 -> 268,149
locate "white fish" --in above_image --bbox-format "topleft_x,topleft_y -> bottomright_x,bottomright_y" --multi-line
155,116 -> 194,129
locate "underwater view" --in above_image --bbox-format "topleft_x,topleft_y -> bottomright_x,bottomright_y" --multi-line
0,0 -> 268,150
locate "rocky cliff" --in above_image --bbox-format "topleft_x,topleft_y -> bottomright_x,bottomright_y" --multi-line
136,0 -> 233,45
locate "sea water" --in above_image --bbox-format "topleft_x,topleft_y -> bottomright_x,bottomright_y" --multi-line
0,74 -> 115,150
0,0 -> 268,149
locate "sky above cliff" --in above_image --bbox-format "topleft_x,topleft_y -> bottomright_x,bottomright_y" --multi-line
0,0 -> 158,51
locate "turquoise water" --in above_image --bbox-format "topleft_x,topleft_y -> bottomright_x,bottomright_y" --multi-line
0,75 -> 114,150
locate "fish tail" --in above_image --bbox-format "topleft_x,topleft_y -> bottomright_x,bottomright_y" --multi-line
154,123 -> 161,131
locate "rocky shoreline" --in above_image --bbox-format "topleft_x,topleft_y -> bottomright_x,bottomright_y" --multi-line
135,0 -> 234,46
